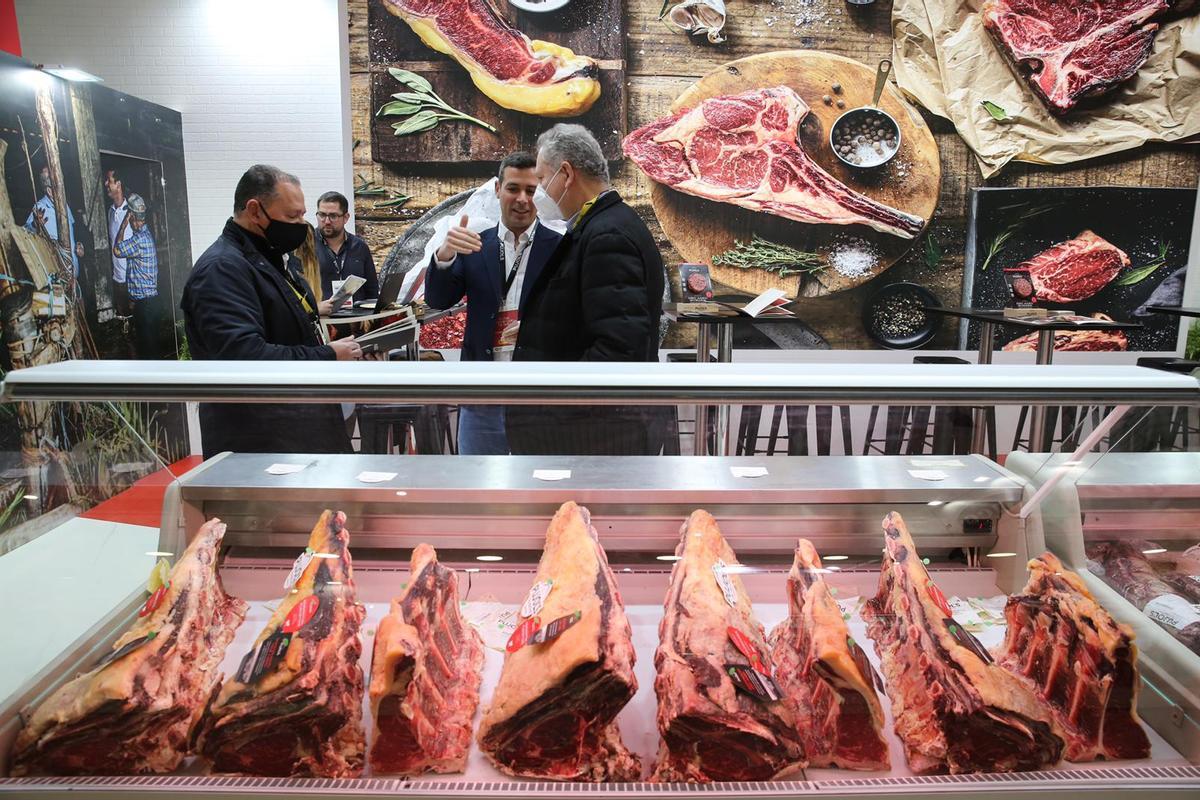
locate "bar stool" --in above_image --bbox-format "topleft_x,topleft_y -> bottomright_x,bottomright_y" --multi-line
862,357 -> 996,458
737,405 -> 853,456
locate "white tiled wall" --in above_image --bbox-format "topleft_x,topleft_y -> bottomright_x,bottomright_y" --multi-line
15,0 -> 353,261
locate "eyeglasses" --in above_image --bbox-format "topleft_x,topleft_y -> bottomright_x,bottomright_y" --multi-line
315,212 -> 345,221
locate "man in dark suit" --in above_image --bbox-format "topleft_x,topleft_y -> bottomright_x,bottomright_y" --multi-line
425,152 -> 561,454
506,125 -> 667,455
182,164 -> 362,459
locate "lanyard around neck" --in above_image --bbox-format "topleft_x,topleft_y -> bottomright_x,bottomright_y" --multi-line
499,231 -> 534,300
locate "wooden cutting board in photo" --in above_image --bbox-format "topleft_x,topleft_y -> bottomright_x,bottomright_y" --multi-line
367,0 -> 626,165
643,51 -> 940,299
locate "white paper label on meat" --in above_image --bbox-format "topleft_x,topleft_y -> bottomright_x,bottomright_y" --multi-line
521,579 -> 553,618
712,559 -> 739,607
1144,594 -> 1200,631
283,549 -> 314,591
466,602 -> 519,651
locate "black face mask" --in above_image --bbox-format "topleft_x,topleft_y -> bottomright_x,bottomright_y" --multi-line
259,209 -> 309,253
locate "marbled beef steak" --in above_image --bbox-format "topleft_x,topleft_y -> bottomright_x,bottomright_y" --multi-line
982,0 -> 1196,114
623,87 -> 925,239
1020,230 -> 1129,303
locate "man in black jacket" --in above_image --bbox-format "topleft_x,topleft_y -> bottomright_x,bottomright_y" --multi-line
507,124 -> 667,455
182,165 -> 362,458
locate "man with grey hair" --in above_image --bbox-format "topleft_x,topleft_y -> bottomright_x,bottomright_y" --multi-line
506,124 -> 667,455
182,164 -> 361,458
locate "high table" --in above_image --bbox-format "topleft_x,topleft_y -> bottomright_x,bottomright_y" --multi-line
1145,305 -> 1200,319
664,303 -> 800,456
923,307 -> 1143,453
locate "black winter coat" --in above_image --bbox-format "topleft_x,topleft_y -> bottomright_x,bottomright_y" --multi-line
181,219 -> 350,459
507,191 -> 667,455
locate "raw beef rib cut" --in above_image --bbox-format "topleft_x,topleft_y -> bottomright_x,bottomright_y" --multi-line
1020,231 -> 1129,303
1086,539 -> 1200,655
623,86 -> 925,239
982,0 -> 1174,114
863,512 -> 1065,774
381,0 -> 600,116
996,552 -> 1151,761
476,501 -> 640,781
653,510 -> 806,782
10,519 -> 247,776
369,544 -> 484,775
768,539 -> 890,771
197,510 -> 366,778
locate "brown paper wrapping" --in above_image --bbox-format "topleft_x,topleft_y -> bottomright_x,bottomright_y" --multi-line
892,0 -> 1200,177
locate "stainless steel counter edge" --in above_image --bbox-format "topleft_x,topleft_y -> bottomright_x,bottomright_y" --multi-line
2,361 -> 1197,406
176,453 -> 1026,504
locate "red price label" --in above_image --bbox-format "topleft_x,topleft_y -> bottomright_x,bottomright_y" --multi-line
282,595 -> 320,633
727,626 -> 767,673
138,582 -> 170,618
926,580 -> 953,617
506,616 -> 541,653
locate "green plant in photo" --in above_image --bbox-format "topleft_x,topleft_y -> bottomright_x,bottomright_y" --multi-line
711,235 -> 824,278
378,68 -> 496,136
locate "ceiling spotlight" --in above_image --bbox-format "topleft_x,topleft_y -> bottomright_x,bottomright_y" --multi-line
824,555 -> 849,561
986,552 -> 1017,558
656,555 -> 681,562
476,555 -> 503,562
1141,548 -> 1167,555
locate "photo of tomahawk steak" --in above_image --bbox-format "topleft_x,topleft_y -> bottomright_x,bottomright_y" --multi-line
996,552 -> 1151,762
10,519 -> 247,776
982,0 -> 1193,114
369,544 -> 484,776
1019,230 -> 1129,303
768,539 -> 890,771
623,86 -> 925,239
653,510 -> 805,782
381,0 -> 601,116
476,501 -> 640,781
863,512 -> 1065,774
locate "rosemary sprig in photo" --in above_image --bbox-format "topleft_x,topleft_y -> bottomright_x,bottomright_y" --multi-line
711,235 -> 824,278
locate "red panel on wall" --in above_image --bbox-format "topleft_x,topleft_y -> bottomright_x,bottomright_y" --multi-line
0,0 -> 19,56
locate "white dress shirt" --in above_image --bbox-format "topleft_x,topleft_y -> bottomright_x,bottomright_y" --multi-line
108,200 -> 132,283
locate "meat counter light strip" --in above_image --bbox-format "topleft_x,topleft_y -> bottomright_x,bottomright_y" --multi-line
623,86 -> 925,239
863,511 -> 1065,774
11,519 -> 247,776
196,510 -> 366,778
381,0 -> 601,117
369,544 -> 484,776
653,510 -> 805,782
768,538 -> 890,771
476,501 -> 640,781
996,552 -> 1151,762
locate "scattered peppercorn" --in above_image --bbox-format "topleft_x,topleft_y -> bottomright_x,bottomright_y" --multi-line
871,290 -> 928,340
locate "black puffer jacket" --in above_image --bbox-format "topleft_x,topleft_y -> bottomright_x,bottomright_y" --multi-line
181,219 -> 350,459
507,191 -> 667,455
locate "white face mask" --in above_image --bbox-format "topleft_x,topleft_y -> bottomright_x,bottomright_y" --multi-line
532,165 -> 567,222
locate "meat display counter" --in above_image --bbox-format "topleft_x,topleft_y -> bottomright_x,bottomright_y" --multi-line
0,361 -> 1198,798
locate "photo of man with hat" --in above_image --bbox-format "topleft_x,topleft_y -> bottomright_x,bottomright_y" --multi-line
112,192 -> 162,358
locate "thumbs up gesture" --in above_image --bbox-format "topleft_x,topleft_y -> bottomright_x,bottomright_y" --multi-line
435,213 -> 483,262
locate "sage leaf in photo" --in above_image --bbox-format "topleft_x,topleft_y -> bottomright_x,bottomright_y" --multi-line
981,100 -> 1009,122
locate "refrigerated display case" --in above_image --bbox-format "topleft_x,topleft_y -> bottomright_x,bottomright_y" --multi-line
0,360 -> 1198,798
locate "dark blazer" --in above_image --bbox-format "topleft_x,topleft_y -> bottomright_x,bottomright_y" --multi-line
181,218 -> 351,459
424,223 -> 560,361
506,191 -> 667,455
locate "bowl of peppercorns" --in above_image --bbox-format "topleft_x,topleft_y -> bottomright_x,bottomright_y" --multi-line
863,282 -> 942,349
